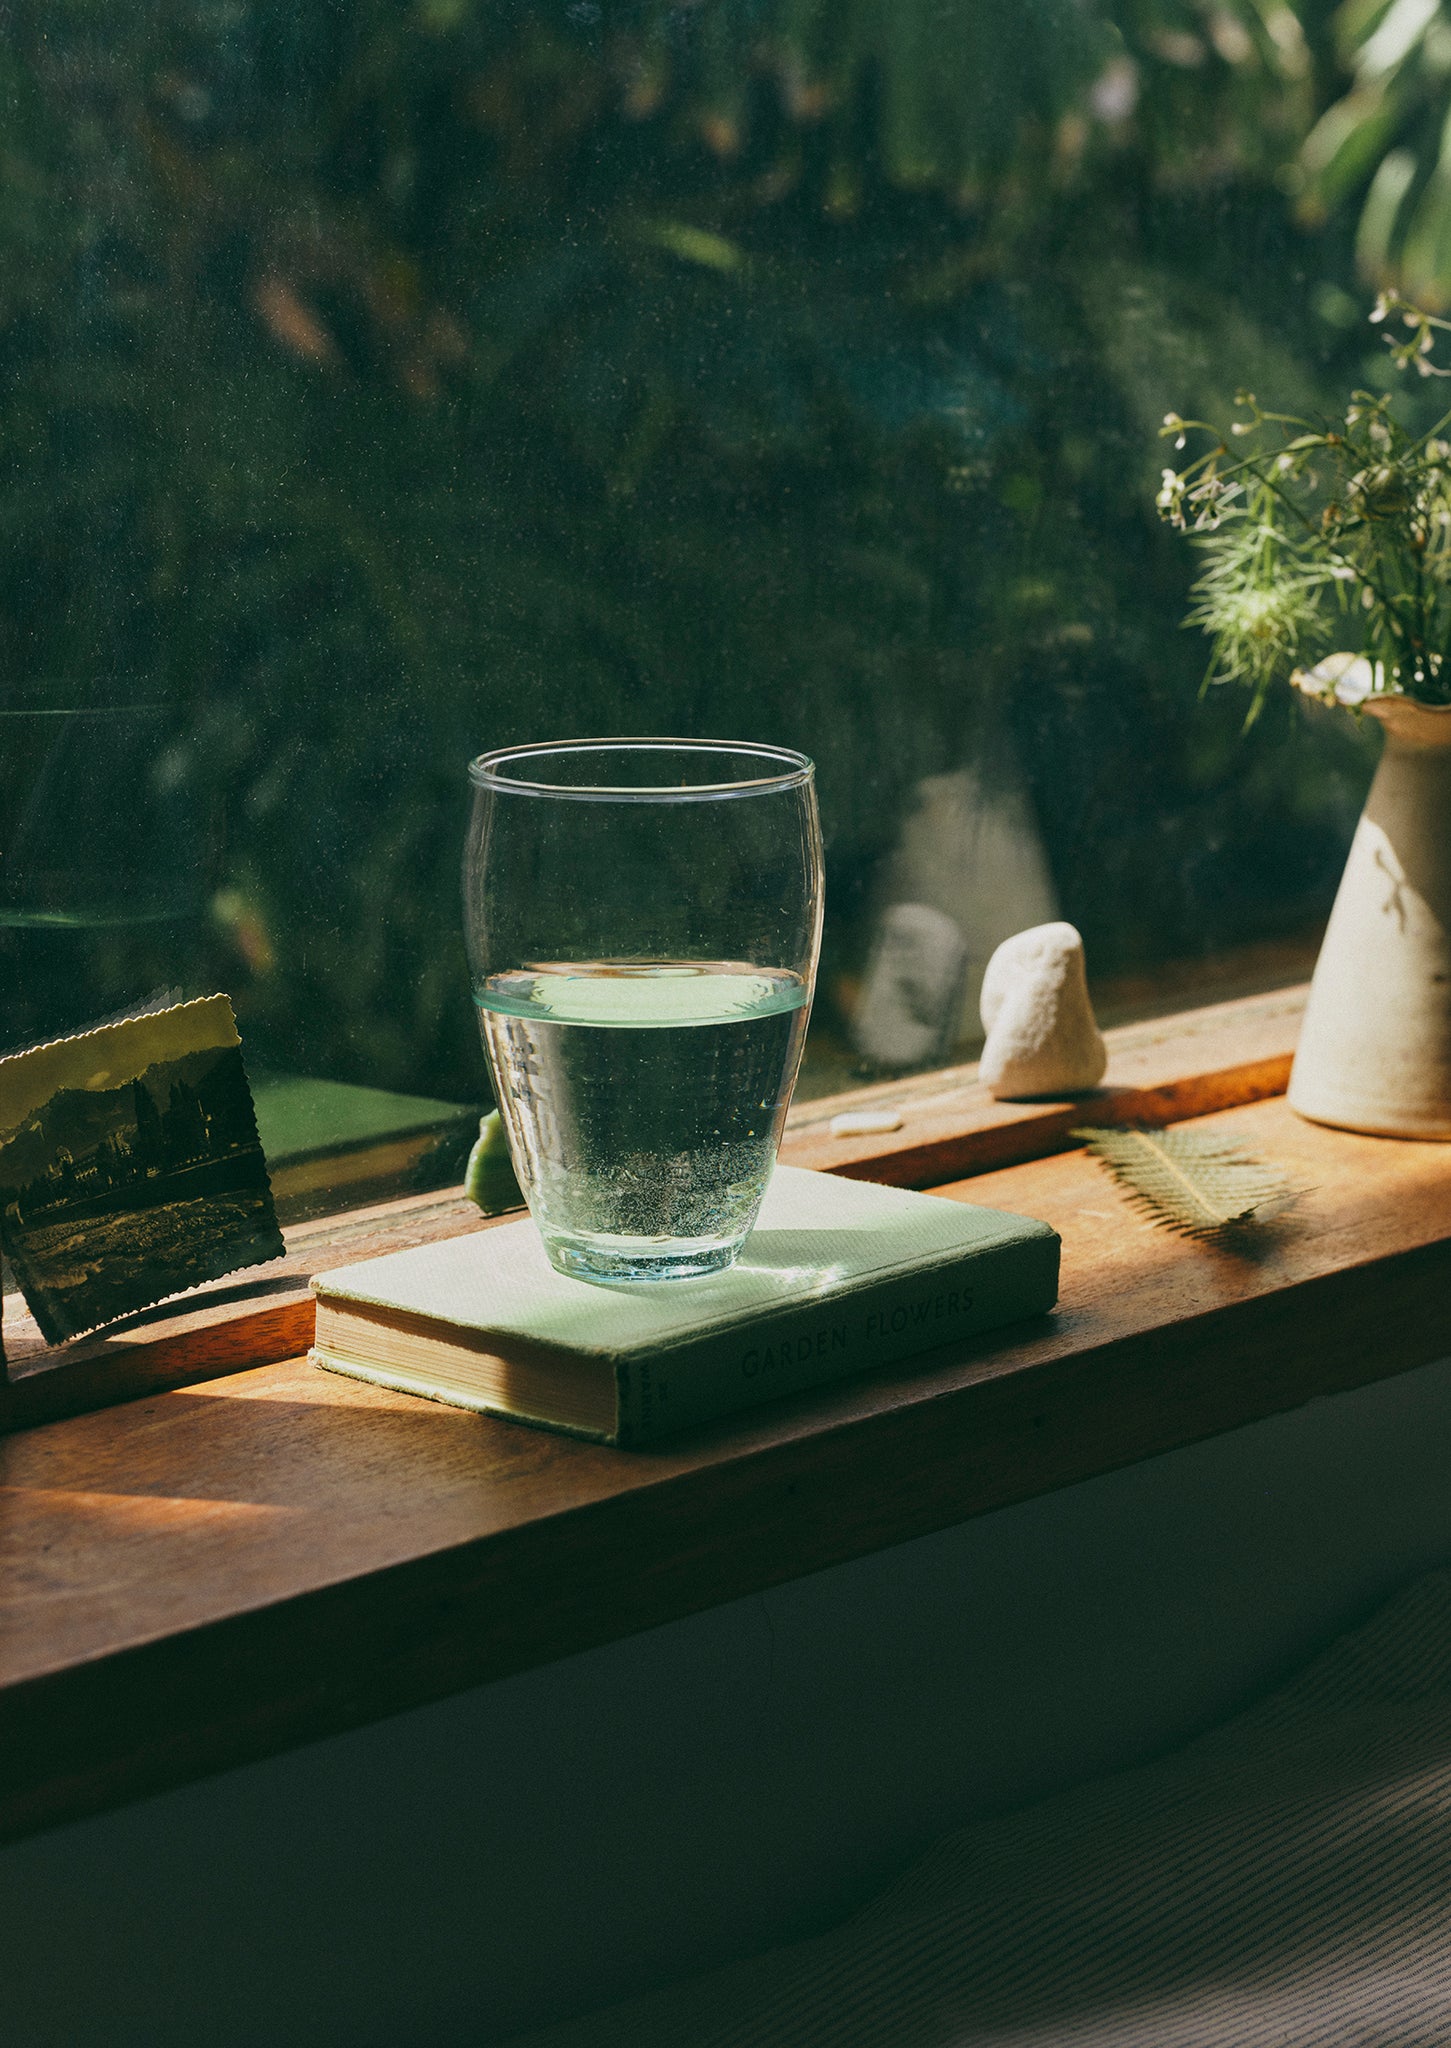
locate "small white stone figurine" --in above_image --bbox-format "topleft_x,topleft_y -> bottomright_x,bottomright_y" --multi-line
979,922 -> 1106,1100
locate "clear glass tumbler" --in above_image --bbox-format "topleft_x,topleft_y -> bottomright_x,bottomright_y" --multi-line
463,740 -> 823,1285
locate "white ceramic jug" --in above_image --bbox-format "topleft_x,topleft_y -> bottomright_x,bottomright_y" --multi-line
1288,695 -> 1451,1138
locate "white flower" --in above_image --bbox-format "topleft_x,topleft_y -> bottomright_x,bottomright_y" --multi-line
1290,652 -> 1382,706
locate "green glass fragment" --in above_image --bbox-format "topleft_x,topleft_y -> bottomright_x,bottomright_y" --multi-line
464,1110 -> 523,1214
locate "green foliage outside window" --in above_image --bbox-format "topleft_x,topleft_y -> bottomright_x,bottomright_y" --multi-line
2,0 -> 1449,1095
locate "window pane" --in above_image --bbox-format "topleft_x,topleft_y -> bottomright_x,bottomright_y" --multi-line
0,2 -> 1399,1195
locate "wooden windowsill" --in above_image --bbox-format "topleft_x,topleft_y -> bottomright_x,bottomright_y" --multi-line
5,982 -> 1451,1846
784,981 -> 1306,1181
0,985 -> 1307,1431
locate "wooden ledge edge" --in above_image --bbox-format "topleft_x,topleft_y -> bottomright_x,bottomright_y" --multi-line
782,984 -> 1306,1184
2,1227 -> 1445,1847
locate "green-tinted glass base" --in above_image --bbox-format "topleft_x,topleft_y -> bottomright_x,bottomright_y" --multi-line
542,1230 -> 744,1287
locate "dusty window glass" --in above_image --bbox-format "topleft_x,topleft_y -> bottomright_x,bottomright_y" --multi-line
0,2 -> 1419,1201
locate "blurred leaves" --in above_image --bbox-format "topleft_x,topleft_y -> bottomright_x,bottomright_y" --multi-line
1301,0 -> 1451,304
0,0 -> 1400,1090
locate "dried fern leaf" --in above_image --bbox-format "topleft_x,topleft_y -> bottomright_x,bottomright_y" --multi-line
1071,1125 -> 1297,1238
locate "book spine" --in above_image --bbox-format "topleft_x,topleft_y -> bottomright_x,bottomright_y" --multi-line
614,1229 -> 1060,1447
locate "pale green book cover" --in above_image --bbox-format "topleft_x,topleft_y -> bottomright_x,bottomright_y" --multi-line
311,1164 -> 1059,1446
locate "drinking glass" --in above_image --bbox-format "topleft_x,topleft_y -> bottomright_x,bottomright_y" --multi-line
463,739 -> 823,1285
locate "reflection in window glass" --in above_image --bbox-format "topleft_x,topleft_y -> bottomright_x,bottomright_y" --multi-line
0,3 -> 1410,1164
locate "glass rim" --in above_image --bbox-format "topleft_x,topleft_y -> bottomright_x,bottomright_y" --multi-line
467,738 -> 815,802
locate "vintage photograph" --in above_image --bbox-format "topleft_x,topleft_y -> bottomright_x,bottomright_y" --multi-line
0,994 -> 282,1343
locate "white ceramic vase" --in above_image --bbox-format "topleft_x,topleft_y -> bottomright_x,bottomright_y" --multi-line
1288,695 -> 1451,1138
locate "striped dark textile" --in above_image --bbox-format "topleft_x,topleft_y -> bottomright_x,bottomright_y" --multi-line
512,1571 -> 1451,2047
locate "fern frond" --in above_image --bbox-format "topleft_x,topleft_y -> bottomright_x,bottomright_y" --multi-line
1072,1125 -> 1299,1238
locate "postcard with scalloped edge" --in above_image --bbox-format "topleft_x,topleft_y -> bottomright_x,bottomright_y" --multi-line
0,994 -> 282,1347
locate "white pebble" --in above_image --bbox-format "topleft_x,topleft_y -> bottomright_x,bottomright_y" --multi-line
979,921 -> 1106,1100
829,1109 -> 904,1137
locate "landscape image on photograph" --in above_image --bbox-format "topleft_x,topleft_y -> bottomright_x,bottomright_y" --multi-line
0,997 -> 282,1343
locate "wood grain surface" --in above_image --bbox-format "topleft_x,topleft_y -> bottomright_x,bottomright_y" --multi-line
4,1091 -> 1450,1844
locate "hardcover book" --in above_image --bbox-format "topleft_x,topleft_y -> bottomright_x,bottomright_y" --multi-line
310,1165 -> 1059,1447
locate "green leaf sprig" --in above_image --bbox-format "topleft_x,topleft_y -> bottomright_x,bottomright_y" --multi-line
1073,1124 -> 1300,1239
1156,294 -> 1451,721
